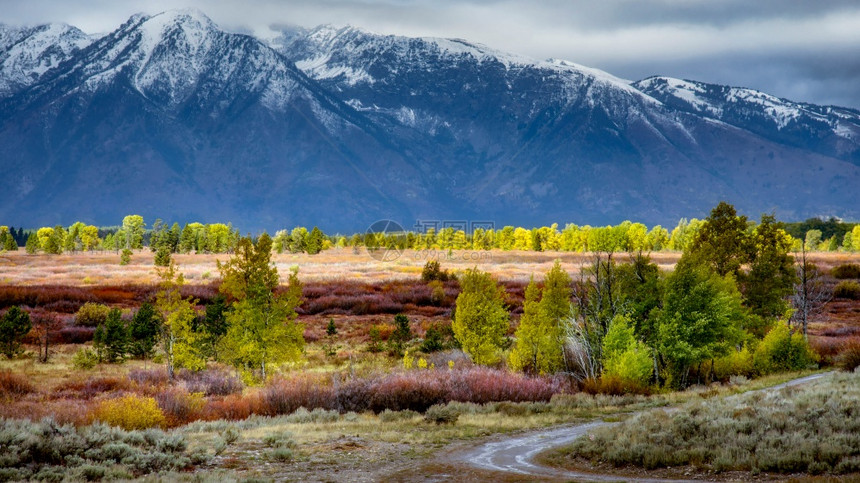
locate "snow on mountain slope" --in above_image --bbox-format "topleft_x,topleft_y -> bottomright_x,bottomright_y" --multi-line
277,24 -> 648,102
0,23 -> 91,97
44,9 -> 312,111
634,76 -> 860,158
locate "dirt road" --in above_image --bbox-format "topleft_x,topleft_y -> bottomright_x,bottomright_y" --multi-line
452,372 -> 831,482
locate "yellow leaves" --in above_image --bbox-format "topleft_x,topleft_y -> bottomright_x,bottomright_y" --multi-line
92,395 -> 165,430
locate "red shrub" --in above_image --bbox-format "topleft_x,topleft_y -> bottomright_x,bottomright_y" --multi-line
336,367 -> 570,413
128,368 -> 170,388
56,326 -> 95,344
260,375 -> 335,415
809,336 -> 843,361
0,371 -> 35,398
156,387 -> 206,427
177,369 -> 243,396
55,376 -> 132,399
838,338 -> 860,372
204,393 -> 261,421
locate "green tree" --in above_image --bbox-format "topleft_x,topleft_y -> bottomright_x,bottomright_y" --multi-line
842,231 -> 854,252
199,294 -> 229,360
155,261 -> 204,378
452,268 -> 509,365
122,215 -> 145,249
511,261 -> 575,374
657,262 -> 746,386
65,221 -> 85,252
389,313 -> 412,356
0,306 -> 31,358
37,226 -> 64,254
846,223 -> 860,252
25,232 -> 39,254
289,227 -> 308,253
307,226 -> 324,255
743,214 -> 797,320
509,277 -> 544,372
684,201 -> 752,277
128,302 -> 161,360
179,224 -> 197,253
218,235 -> 304,381
272,230 -> 292,254
93,309 -> 128,363
804,229 -> 822,251
80,225 -> 101,251
154,245 -> 171,267
615,253 -> 663,347
0,226 -> 17,251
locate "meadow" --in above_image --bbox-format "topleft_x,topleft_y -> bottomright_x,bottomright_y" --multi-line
1,246 -> 859,481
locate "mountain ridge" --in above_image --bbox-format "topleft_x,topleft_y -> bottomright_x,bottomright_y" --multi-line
0,10 -> 858,231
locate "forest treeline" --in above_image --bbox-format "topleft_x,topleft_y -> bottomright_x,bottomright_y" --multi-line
3,213 -> 860,256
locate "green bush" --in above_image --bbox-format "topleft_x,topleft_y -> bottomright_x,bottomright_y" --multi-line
602,316 -> 653,386
0,419 -> 192,478
833,281 -> 860,300
120,249 -> 132,266
831,263 -> 860,279
421,260 -> 451,282
713,345 -> 755,379
72,348 -> 99,370
263,431 -> 296,449
379,409 -> 419,422
753,324 -> 817,374
75,303 -> 111,327
424,404 -> 459,424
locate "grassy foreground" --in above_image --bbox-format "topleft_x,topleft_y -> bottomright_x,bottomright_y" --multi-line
0,371 -> 820,482
542,371 -> 860,478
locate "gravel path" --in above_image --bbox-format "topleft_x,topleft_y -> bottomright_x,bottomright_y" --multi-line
453,372 -> 832,482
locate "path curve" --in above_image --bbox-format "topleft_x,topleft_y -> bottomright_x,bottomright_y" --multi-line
454,372 -> 832,482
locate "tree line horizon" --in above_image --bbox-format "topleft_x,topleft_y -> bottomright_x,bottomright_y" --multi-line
3,208 -> 859,256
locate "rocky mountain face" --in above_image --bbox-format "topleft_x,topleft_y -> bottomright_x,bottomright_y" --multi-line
1,10 -> 858,231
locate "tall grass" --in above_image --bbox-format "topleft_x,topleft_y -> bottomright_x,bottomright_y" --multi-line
559,372 -> 860,475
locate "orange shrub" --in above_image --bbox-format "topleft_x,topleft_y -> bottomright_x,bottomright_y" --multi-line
92,395 -> 165,430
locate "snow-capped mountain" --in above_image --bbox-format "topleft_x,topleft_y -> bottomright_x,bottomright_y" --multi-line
274,25 -> 860,223
0,10 -> 434,229
0,11 -> 858,230
0,22 -> 91,97
634,76 -> 860,162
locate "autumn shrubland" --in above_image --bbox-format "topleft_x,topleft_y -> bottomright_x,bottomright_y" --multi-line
2,206 -> 860,480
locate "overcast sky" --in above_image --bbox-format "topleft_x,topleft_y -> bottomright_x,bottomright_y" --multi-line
3,0 -> 859,108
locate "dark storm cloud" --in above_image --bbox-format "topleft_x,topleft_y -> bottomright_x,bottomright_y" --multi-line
1,0 -> 858,108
